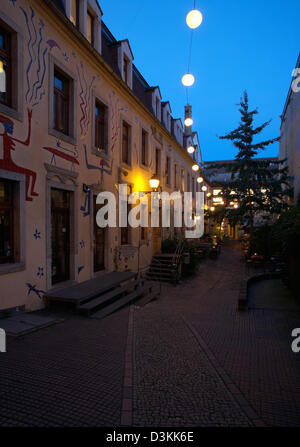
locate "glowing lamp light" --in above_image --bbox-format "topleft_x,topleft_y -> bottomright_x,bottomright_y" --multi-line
186,9 -> 203,29
202,185 -> 208,192
182,73 -> 195,87
207,192 -> 212,197
192,164 -> 200,172
184,118 -> 194,127
187,146 -> 195,154
197,176 -> 204,184
149,175 -> 160,190
234,204 -> 239,209
210,207 -> 215,212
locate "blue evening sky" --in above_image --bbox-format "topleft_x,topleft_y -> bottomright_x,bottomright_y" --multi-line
99,0 -> 300,162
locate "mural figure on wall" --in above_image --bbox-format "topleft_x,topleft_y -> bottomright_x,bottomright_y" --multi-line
77,62 -> 99,139
42,140 -> 79,169
78,266 -> 85,275
33,228 -> 41,240
80,187 -> 91,218
0,109 -> 38,201
26,283 -> 45,300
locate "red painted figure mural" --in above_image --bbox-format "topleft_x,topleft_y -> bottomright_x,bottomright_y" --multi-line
0,109 -> 38,201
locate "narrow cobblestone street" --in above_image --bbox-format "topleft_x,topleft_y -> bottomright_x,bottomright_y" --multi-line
0,242 -> 300,427
133,242 -> 300,427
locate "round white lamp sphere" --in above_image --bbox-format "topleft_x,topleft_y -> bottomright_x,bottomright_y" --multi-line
186,9 -> 203,29
184,118 -> 194,127
182,73 -> 195,87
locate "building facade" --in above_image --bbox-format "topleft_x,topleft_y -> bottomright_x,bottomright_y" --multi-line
280,53 -> 300,203
0,0 -> 204,311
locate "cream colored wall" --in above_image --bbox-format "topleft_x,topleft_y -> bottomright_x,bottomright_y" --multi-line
0,0 -> 198,311
280,87 -> 300,202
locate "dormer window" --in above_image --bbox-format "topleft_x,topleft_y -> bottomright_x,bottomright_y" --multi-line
70,0 -> 80,28
156,97 -> 160,119
123,56 -> 129,85
87,11 -> 94,46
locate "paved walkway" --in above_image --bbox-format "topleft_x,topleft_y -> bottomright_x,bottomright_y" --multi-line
0,309 -> 129,426
133,242 -> 300,427
0,242 -> 300,427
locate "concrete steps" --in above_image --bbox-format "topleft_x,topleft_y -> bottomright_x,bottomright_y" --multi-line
146,253 -> 182,285
45,272 -> 160,320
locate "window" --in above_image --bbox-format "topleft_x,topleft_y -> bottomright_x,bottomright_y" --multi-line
155,148 -> 161,177
95,100 -> 107,152
122,122 -> 130,165
0,26 -> 11,107
166,111 -> 170,129
187,173 -> 190,192
156,97 -> 160,119
166,157 -> 171,186
87,11 -> 94,46
70,0 -> 80,28
174,164 -> 178,189
141,129 -> 148,166
123,56 -> 128,85
0,179 -> 15,264
54,69 -> 69,135
181,169 -> 185,192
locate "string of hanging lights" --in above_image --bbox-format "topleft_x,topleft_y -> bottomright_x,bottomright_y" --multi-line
182,1 -> 203,180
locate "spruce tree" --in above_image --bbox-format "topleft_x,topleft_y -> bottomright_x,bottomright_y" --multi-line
207,91 -> 293,239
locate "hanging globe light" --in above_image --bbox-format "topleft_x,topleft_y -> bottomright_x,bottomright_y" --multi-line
182,73 -> 195,87
184,117 -> 194,127
192,164 -> 200,172
197,176 -> 204,184
187,145 -> 195,154
202,185 -> 208,192
186,9 -> 203,29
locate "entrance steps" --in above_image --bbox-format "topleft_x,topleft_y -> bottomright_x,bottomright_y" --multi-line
45,272 -> 160,320
146,253 -> 182,285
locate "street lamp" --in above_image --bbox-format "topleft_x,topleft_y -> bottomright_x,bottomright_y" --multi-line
202,185 -> 208,192
192,164 -> 200,172
197,176 -> 204,184
187,145 -> 195,154
184,117 -> 194,127
186,9 -> 203,29
149,174 -> 160,191
182,73 -> 195,87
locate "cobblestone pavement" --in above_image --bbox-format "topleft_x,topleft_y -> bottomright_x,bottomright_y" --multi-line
1,242 -> 300,427
0,308 -> 129,427
133,242 -> 300,427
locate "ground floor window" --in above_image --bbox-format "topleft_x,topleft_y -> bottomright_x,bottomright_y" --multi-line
0,178 -> 16,264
